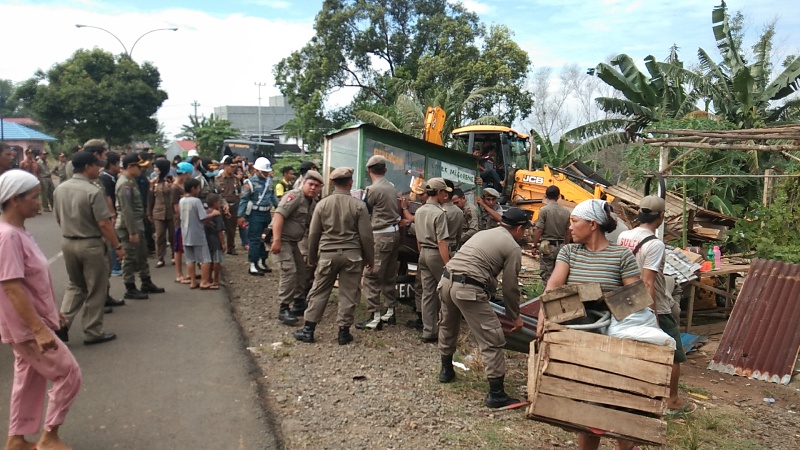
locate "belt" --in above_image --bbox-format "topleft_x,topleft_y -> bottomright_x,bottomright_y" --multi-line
373,224 -> 399,234
442,269 -> 484,289
420,246 -> 438,250
548,239 -> 564,246
64,236 -> 102,240
253,206 -> 271,212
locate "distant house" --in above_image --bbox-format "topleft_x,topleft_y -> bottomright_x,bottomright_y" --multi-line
1,119 -> 57,164
214,95 -> 306,154
167,140 -> 196,160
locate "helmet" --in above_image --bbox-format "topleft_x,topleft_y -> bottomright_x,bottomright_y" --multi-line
254,157 -> 272,173
187,149 -> 199,157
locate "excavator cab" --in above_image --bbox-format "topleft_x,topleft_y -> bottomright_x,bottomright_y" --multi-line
450,125 -> 531,203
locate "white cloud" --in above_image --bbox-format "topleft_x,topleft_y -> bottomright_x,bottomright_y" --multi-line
0,3 -> 314,139
243,0 -> 291,8
461,0 -> 491,14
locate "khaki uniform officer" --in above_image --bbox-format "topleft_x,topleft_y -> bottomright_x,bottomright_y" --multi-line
37,153 -> 55,212
400,186 -> 427,331
476,187 -> 503,230
294,167 -> 374,346
116,153 -> 165,300
270,170 -> 324,326
414,177 -> 451,343
442,179 -> 464,251
531,185 -> 571,285
217,156 -> 241,255
358,155 -> 402,330
452,188 -> 479,245
437,207 -> 529,408
54,151 -> 124,345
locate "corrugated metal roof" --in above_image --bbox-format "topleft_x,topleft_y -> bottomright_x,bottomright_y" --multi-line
708,259 -> 800,385
0,120 -> 57,141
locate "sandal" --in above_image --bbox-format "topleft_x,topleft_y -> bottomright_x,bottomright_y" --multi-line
189,284 -> 199,289
666,402 -> 697,416
200,285 -> 219,290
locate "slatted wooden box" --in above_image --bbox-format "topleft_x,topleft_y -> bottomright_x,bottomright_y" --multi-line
527,329 -> 673,446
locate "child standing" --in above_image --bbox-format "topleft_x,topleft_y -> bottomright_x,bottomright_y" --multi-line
204,193 -> 226,288
179,178 -> 220,290
172,162 -> 194,284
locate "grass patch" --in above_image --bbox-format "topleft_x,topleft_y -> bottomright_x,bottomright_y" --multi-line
678,381 -> 710,397
664,410 -> 762,450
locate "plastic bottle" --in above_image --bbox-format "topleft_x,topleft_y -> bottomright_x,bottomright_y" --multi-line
707,246 -> 716,270
713,245 -> 722,269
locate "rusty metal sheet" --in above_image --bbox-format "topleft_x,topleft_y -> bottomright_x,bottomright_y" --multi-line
708,259 -> 800,385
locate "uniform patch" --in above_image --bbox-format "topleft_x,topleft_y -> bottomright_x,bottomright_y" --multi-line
124,187 -> 132,196
284,193 -> 295,202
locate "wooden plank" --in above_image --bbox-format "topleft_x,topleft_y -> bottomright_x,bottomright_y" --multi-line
546,343 -> 671,386
576,283 -> 603,301
544,329 -> 674,366
530,394 -> 667,446
542,295 -> 586,324
545,361 -> 670,399
538,375 -> 665,415
603,280 -> 653,321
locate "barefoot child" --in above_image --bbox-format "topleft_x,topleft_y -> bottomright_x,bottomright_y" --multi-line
172,162 -> 194,284
179,178 -> 220,289
204,193 -> 226,288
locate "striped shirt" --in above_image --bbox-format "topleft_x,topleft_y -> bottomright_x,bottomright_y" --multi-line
556,243 -> 640,292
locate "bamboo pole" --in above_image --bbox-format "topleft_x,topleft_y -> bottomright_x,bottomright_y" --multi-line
649,127 -> 800,136
782,151 -> 800,163
763,168 -> 775,206
647,173 -> 800,179
649,142 -> 800,152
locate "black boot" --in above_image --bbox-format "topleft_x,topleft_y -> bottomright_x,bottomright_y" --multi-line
405,312 -> 423,331
291,297 -> 307,316
293,321 -> 316,343
337,326 -> 353,345
485,376 -> 519,408
55,325 -> 69,343
279,305 -> 299,326
439,355 -> 456,383
140,277 -> 165,294
257,259 -> 272,273
380,307 -> 397,325
124,282 -> 149,300
355,311 -> 383,330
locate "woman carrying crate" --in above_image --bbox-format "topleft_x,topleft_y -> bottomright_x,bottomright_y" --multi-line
536,199 -> 645,450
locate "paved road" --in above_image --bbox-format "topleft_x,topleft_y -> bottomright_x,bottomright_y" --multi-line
0,212 -> 280,449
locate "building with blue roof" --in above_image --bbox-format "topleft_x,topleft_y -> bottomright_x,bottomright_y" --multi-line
1,119 -> 57,162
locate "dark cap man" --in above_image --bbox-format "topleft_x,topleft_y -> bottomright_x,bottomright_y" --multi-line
531,185 -> 571,284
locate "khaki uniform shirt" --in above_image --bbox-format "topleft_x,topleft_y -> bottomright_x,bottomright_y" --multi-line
442,202 -> 464,247
461,202 -> 480,243
53,174 -> 112,238
65,161 -> 74,180
414,199 -> 449,248
37,160 -> 50,180
115,173 -> 145,233
273,188 -> 316,243
365,177 -> 400,230
218,174 -> 241,205
307,190 -> 374,265
445,226 -> 522,319
53,162 -> 67,182
148,179 -> 173,221
479,203 -> 502,230
535,202 -> 571,241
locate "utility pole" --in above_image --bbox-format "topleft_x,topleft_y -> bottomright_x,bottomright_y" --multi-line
191,100 -> 200,121
255,82 -> 266,142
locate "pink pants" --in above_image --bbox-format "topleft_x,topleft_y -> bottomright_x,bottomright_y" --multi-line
8,338 -> 81,436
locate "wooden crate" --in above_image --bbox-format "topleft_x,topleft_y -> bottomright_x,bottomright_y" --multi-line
527,329 -> 673,446
539,283 -> 602,324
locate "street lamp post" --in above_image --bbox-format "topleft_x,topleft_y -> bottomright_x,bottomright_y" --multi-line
75,24 -> 178,59
255,82 -> 266,142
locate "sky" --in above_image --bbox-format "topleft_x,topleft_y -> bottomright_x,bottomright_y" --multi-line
1,0 -> 797,140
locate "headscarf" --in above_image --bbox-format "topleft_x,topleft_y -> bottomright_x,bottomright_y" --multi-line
571,199 -> 610,224
0,169 -> 40,208
154,159 -> 172,182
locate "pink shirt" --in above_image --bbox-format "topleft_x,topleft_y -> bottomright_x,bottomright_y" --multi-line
0,222 -> 60,343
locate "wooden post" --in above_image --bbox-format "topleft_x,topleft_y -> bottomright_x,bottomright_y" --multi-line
763,168 -> 775,206
656,146 -> 669,240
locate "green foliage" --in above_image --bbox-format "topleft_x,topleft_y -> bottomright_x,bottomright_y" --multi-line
0,79 -> 31,118
731,182 -> 800,263
178,114 -> 239,158
273,0 -> 532,148
15,49 -> 168,145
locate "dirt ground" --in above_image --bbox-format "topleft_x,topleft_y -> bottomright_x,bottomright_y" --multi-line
223,253 -> 800,449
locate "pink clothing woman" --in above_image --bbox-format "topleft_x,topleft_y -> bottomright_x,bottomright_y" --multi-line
0,169 -> 80,450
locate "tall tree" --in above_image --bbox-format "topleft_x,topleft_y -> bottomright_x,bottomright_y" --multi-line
274,0 -> 532,150
15,49 -> 168,145
177,114 -> 239,158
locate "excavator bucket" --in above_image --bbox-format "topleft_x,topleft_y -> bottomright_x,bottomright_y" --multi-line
423,106 -> 446,146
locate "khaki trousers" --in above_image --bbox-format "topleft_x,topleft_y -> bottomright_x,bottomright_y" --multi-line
438,277 -> 507,378
539,246 -> 560,285
298,235 -> 315,298
363,231 -> 400,312
118,229 -> 151,284
40,177 -> 55,210
304,249 -> 364,328
277,240 -> 306,306
418,247 -> 445,340
60,238 -> 109,339
153,218 -> 175,263
224,209 -> 238,252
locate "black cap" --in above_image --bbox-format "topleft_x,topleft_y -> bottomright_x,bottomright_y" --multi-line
72,151 -> 101,170
501,207 -> 533,229
299,161 -> 318,172
122,153 -> 150,168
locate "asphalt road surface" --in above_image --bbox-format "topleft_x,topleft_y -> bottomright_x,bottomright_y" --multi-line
0,212 -> 280,449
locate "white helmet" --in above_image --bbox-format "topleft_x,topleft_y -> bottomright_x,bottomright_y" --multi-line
254,157 -> 272,173
187,149 -> 199,157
